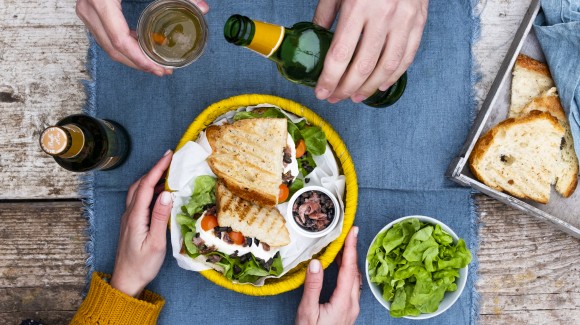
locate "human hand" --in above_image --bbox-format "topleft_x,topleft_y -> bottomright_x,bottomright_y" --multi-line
313,0 -> 428,104
110,150 -> 173,297
75,0 -> 209,76
296,226 -> 361,325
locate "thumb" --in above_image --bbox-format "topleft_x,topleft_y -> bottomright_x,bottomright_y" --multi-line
300,259 -> 324,309
149,191 -> 173,245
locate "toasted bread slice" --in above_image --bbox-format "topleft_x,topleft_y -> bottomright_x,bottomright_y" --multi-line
515,88 -> 579,197
216,180 -> 290,247
469,111 -> 565,204
509,54 -> 554,117
206,118 -> 287,207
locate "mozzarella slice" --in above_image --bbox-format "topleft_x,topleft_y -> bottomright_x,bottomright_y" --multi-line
284,134 -> 299,182
195,214 -> 279,261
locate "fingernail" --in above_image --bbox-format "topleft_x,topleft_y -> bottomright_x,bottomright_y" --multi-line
309,259 -> 320,273
353,226 -> 359,237
197,2 -> 209,13
327,97 -> 340,104
379,83 -> 391,92
352,94 -> 366,103
163,149 -> 172,157
316,88 -> 330,100
160,191 -> 172,206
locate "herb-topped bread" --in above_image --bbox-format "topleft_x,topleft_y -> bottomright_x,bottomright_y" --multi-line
469,111 -> 565,204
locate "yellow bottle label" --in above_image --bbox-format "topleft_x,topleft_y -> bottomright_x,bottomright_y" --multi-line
248,21 -> 285,57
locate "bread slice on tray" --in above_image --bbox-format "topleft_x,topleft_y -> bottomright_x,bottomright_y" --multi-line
510,54 -> 554,117
216,180 -> 290,247
206,118 -> 287,207
469,111 -> 565,204
513,88 -> 579,197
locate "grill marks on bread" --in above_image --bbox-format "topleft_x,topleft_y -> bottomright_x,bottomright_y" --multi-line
216,180 -> 290,247
206,118 -> 287,207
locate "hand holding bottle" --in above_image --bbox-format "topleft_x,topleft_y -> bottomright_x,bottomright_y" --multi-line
75,0 -> 209,76
109,151 -> 173,297
313,0 -> 428,104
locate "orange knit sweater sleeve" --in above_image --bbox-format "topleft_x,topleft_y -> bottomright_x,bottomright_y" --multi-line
70,272 -> 165,325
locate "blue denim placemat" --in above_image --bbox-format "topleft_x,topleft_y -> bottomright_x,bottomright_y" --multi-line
534,0 -> 580,158
82,0 -> 481,323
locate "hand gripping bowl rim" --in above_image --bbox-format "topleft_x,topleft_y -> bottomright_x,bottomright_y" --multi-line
166,94 -> 358,296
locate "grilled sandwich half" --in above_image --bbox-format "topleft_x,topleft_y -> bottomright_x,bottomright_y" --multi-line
216,180 -> 290,247
206,118 -> 287,207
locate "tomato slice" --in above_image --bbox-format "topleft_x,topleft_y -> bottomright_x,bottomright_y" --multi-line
279,183 -> 289,202
295,139 -> 306,158
201,214 -> 218,231
229,231 -> 245,245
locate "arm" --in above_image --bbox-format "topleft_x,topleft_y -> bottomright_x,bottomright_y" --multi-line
75,0 -> 209,76
71,150 -> 174,324
295,226 -> 361,325
313,0 -> 428,103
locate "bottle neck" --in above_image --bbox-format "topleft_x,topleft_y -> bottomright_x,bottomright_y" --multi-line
224,15 -> 285,58
40,124 -> 85,158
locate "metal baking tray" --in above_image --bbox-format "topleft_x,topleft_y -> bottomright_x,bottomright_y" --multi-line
446,0 -> 580,238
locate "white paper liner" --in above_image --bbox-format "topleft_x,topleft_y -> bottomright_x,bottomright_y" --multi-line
168,104 -> 346,286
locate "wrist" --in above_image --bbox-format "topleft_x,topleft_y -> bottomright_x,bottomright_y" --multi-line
110,272 -> 146,297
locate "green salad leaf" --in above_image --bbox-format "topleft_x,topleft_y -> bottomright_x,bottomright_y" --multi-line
367,218 -> 472,318
233,107 -> 286,120
300,125 -> 327,156
180,175 -> 216,217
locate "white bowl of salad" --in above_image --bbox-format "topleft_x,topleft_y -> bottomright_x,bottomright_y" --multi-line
365,215 -> 471,319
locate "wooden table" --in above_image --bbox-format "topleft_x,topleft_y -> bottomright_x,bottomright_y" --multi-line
1,0 -> 578,323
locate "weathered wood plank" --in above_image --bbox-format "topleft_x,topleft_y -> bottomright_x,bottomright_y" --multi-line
0,24 -> 88,199
475,194 -> 580,323
0,311 -> 76,325
0,201 -> 87,288
0,0 -> 81,27
0,202 -> 86,319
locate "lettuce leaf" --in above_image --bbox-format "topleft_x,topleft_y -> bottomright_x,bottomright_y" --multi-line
182,175 -> 216,217
299,125 -> 326,156
233,107 -> 285,120
366,218 -> 472,318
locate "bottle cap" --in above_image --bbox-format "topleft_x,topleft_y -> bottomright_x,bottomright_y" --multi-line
40,126 -> 70,155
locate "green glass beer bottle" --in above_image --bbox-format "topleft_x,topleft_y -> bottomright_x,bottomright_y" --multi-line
224,14 -> 407,108
40,114 -> 130,172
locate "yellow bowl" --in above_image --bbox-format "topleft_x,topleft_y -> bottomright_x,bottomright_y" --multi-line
167,94 -> 358,295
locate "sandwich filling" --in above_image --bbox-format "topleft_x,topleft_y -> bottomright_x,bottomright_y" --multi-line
195,211 -> 279,261
177,176 -> 284,283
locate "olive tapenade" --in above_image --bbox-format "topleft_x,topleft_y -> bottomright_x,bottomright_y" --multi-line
292,190 -> 335,232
